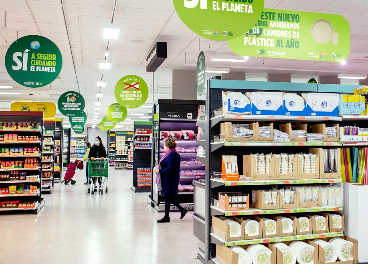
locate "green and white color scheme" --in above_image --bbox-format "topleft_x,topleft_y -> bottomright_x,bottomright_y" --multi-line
69,111 -> 87,134
5,35 -> 63,88
229,9 -> 350,62
99,116 -> 116,132
106,103 -> 128,123
174,0 -> 265,41
58,91 -> 85,117
115,75 -> 149,109
197,51 -> 205,97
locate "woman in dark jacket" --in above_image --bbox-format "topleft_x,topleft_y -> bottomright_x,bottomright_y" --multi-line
88,136 -> 106,188
154,136 -> 187,223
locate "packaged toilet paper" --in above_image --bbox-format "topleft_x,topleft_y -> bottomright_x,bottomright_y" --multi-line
289,241 -> 315,264
222,91 -> 252,115
302,93 -> 339,116
231,246 -> 253,264
312,240 -> 337,263
248,92 -> 283,115
283,93 -> 307,116
273,243 -> 297,264
329,238 -> 354,261
246,244 -> 272,264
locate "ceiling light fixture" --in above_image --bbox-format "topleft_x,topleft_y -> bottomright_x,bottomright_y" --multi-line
95,102 -> 101,105
99,63 -> 111,70
97,81 -> 107,87
96,93 -> 103,98
0,85 -> 13,89
341,61 -> 347,66
0,92 -> 20,95
131,113 -> 144,116
141,105 -> 152,108
94,108 -> 100,111
92,125 -> 96,128
205,67 -> 230,74
105,52 -> 109,57
338,74 -> 367,80
64,124 -> 71,128
139,116 -> 150,119
210,54 -> 249,63
103,25 -> 120,40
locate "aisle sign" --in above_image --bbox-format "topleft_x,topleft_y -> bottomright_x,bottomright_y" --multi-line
11,102 -> 56,118
58,91 -> 85,117
106,103 -> 128,122
69,111 -> 87,134
197,51 -> 205,97
173,0 -> 265,41
99,116 -> 116,132
71,125 -> 84,134
228,9 -> 350,62
115,75 -> 149,109
5,35 -> 63,88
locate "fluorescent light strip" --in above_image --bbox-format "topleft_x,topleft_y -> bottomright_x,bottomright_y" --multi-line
0,85 -> 13,89
139,116 -> 150,119
0,92 -> 20,95
205,67 -> 230,74
99,63 -> 111,70
103,27 -> 120,40
131,113 -> 144,116
338,74 -> 367,80
95,102 -> 101,105
96,93 -> 103,98
94,108 -> 100,110
97,82 -> 107,87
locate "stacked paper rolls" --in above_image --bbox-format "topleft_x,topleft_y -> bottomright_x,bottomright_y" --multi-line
262,218 -> 277,236
298,217 -> 310,232
330,214 -> 342,229
329,238 -> 354,261
224,219 -> 241,237
231,246 -> 252,264
313,215 -> 326,231
289,241 -> 315,264
280,217 -> 294,234
246,244 -> 272,264
313,240 -> 337,263
273,243 -> 297,264
244,219 -> 260,236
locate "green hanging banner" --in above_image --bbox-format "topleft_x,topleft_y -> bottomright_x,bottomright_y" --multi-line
197,51 -> 205,97
58,91 -> 85,117
173,0 -> 265,41
115,75 -> 149,109
99,116 -> 116,132
228,9 -> 350,62
5,35 -> 63,88
106,103 -> 128,122
69,111 -> 87,134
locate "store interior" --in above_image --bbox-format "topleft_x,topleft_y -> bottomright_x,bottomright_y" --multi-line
1,0 -> 368,264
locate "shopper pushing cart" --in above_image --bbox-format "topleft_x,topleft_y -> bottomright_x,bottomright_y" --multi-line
88,136 -> 107,194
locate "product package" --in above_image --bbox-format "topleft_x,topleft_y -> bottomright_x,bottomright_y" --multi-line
222,91 -> 252,115
248,92 -> 283,115
283,93 -> 307,116
243,154 -> 275,181
303,93 -> 339,117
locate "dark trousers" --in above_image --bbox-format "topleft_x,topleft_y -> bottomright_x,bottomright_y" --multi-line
164,196 -> 183,218
85,162 -> 88,183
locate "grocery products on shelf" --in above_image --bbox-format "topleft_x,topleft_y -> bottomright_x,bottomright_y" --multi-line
0,185 -> 38,195
0,201 -> 37,209
0,134 -> 39,142
0,122 -> 40,130
0,172 -> 37,181
137,168 -> 151,187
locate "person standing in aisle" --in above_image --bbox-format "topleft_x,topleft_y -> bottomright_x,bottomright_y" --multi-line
83,142 -> 91,185
154,136 -> 188,223
89,136 -> 107,188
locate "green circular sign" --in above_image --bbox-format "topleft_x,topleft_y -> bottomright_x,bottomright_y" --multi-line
58,91 -> 85,117
106,103 -> 128,122
173,0 -> 265,41
197,51 -> 205,96
115,75 -> 149,109
99,116 -> 116,132
69,111 -> 86,134
5,35 -> 63,88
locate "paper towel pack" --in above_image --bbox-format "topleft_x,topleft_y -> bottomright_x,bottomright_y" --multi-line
248,92 -> 283,115
222,91 -> 252,115
302,93 -> 339,117
283,93 -> 307,116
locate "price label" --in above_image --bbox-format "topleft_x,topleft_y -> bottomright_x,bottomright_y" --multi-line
268,116 -> 275,119
297,142 -> 305,146
283,181 -> 290,184
235,115 -> 243,119
253,211 -> 260,215
231,212 -> 239,216
328,180 -> 334,183
333,207 -> 340,211
231,182 -> 239,186
4,142 -> 9,144
0,155 -> 5,157
271,143 -> 278,146
13,155 -> 17,157
323,117 -> 330,121
326,143 -> 332,146
262,239 -> 270,243
299,116 -> 306,120
26,155 -> 30,157
284,210 -> 291,214
318,234 -> 326,238
25,141 -> 30,144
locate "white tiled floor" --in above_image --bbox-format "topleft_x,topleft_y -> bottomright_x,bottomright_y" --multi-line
0,168 -> 201,264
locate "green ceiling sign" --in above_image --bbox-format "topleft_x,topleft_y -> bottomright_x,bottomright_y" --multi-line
106,103 -> 128,122
173,0 -> 265,41
5,35 -> 62,88
69,111 -> 86,134
115,75 -> 149,109
228,9 -> 350,62
58,91 -> 85,117
197,51 -> 205,97
99,116 -> 116,132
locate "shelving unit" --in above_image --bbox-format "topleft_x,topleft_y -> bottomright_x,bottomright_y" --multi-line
42,121 -> 55,194
0,111 -> 45,214
63,128 -> 71,170
132,122 -> 151,192
114,131 -> 133,170
148,99 -> 205,209
108,132 -> 116,166
196,80 -> 350,263
70,135 -> 85,162
53,120 -> 63,182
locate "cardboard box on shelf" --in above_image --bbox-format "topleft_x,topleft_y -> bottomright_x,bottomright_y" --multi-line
274,155 -> 298,181
309,236 -> 358,264
311,124 -> 340,142
218,192 -> 250,211
216,244 -> 276,264
243,155 -> 275,181
221,122 -> 259,142
252,190 -> 280,210
258,123 -> 274,142
295,153 -> 320,179
279,123 -> 308,142
254,216 -> 277,238
296,190 -> 321,208
321,213 -> 345,233
243,217 -> 263,240
212,216 -> 243,242
309,148 -> 341,179
268,241 -> 317,264
273,216 -> 296,237
278,191 -> 298,209
290,215 -> 312,235
308,214 -> 329,234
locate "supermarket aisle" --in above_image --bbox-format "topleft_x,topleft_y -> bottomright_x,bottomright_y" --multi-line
0,168 -> 200,264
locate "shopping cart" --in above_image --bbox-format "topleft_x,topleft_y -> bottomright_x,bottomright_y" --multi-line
87,158 -> 109,195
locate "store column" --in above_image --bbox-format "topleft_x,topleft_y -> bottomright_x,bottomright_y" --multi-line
318,76 -> 341,84
359,79 -> 368,85
222,72 -> 246,81
267,73 -> 291,82
172,70 -> 197,100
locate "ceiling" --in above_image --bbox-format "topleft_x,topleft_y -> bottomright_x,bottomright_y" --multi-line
0,0 -> 367,131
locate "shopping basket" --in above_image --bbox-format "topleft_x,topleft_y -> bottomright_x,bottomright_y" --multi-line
88,158 -> 109,195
